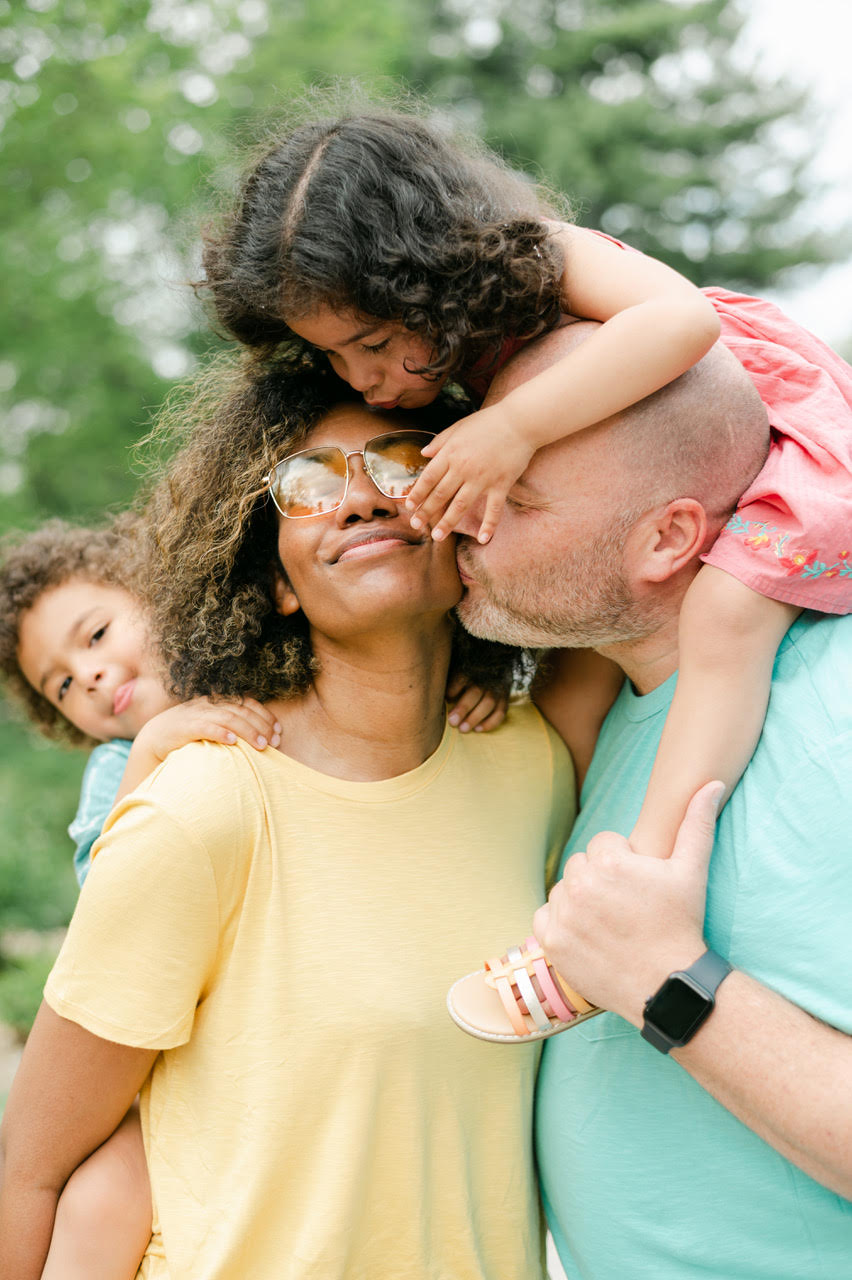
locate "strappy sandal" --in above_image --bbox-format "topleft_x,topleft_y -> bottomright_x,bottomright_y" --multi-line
447,935 -> 603,1043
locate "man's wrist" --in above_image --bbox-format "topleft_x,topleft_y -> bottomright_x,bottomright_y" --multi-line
640,949 -> 733,1053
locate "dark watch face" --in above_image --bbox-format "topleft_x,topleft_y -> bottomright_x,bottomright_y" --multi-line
645,976 -> 709,1040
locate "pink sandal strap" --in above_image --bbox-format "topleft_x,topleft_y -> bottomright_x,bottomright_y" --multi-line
524,936 -> 576,1021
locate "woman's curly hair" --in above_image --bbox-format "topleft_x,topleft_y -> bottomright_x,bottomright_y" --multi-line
201,92 -> 568,385
146,347 -> 524,702
0,513 -> 147,745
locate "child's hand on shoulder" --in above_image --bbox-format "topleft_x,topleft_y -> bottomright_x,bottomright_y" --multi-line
446,674 -> 509,733
406,404 -> 536,544
135,697 -> 282,764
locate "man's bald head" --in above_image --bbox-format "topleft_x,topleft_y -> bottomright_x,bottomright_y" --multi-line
455,321 -> 770,652
486,321 -> 769,531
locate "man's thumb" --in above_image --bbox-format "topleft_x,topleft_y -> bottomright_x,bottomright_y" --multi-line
670,780 -> 725,867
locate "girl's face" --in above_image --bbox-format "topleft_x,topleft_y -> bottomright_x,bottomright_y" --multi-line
17,580 -> 174,741
286,306 -> 446,410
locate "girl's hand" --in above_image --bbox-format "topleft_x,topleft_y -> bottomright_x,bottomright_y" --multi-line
446,674 -> 509,733
136,697 -> 282,762
405,405 -> 536,543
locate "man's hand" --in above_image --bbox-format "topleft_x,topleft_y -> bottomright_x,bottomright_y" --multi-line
533,780 -> 724,1023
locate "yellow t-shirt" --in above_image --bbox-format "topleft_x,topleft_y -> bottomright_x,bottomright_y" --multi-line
45,703 -> 575,1280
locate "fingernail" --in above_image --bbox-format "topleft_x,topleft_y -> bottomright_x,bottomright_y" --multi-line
448,713 -> 460,725
459,721 -> 470,732
256,735 -> 267,748
478,531 -> 491,544
405,499 -> 415,511
225,732 -> 236,744
432,528 -> 444,541
410,515 -> 421,529
274,722 -> 282,733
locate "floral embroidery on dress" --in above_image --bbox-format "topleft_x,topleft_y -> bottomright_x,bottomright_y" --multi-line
722,515 -> 852,581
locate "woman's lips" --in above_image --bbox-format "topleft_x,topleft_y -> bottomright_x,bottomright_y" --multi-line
113,679 -> 136,716
337,537 -> 412,562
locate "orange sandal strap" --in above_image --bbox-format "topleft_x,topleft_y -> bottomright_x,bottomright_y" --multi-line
484,939 -> 592,1034
486,957 -> 531,1036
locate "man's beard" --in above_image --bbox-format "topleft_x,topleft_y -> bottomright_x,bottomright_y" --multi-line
456,525 -> 654,649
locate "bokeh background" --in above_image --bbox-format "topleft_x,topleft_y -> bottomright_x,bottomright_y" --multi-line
1,0 -> 851,1054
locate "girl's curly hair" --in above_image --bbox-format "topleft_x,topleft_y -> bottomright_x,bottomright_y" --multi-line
0,513 -> 146,745
201,93 -> 567,385
145,347 -> 524,702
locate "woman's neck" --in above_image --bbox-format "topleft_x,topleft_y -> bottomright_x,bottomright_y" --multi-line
270,617 -> 454,781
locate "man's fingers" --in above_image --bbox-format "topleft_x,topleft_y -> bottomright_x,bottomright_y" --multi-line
670,780 -> 725,865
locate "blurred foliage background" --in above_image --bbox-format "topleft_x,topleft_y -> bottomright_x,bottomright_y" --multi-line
0,0 -> 848,1037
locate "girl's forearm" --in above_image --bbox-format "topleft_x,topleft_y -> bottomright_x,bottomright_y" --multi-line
500,296 -> 720,453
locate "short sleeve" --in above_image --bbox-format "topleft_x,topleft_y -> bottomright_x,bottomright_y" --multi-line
47,783 -> 223,1050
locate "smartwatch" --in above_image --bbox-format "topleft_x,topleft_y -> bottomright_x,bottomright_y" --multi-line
640,949 -> 732,1054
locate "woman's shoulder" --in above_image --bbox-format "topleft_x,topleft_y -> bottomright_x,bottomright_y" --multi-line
479,699 -> 573,775
130,739 -> 267,840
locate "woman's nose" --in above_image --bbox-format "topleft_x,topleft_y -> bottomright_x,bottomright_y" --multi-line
336,454 -> 396,522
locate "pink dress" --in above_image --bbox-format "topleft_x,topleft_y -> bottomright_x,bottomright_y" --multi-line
465,231 -> 852,614
699,287 -> 852,613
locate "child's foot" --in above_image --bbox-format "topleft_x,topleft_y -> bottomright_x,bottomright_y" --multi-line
447,936 -> 602,1043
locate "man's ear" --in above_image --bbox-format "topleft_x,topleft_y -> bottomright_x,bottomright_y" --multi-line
630,499 -> 708,584
272,570 -> 301,617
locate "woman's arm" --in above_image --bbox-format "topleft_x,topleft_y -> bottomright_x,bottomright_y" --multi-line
0,1003 -> 156,1280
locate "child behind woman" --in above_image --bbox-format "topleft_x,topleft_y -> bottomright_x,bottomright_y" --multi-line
0,515 -> 284,1280
201,102 -> 852,1003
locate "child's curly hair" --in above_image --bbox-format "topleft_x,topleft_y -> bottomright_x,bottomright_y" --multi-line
0,513 -> 146,745
146,346 -> 523,702
201,93 -> 566,385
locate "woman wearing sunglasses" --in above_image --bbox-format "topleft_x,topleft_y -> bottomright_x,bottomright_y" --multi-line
0,354 -> 575,1280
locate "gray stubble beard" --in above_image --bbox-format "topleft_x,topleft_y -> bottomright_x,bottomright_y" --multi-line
455,528 -> 655,650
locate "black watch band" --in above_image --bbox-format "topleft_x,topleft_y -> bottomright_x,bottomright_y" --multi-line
640,949 -> 732,1055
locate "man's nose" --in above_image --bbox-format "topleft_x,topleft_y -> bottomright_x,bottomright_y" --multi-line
454,499 -> 486,539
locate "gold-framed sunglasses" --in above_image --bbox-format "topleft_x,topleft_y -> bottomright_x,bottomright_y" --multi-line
264,429 -> 435,518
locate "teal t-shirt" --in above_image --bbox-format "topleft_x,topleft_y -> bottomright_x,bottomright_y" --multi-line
537,614 -> 852,1279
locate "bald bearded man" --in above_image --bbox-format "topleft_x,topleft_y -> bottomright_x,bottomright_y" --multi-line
456,325 -> 852,1279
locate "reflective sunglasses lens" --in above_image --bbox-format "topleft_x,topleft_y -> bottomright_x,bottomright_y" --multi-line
365,432 -> 433,498
271,448 -> 347,517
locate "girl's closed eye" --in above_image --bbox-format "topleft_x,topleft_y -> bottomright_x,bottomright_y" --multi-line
362,337 -> 390,353
57,674 -> 72,702
90,624 -> 107,645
